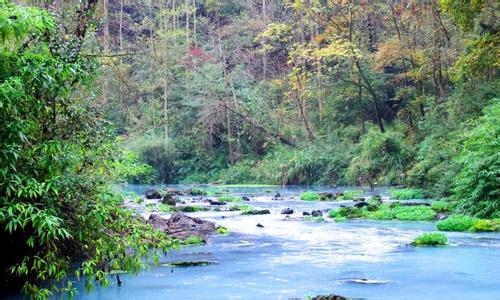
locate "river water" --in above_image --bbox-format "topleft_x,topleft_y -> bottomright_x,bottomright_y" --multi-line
60,185 -> 500,299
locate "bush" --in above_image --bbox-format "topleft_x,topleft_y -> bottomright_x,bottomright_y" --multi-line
300,191 -> 320,201
436,215 -> 477,231
216,226 -> 229,235
346,124 -> 414,186
452,101 -> 500,218
412,232 -> 448,246
390,188 -> 425,200
328,207 -> 367,219
470,219 -> 499,232
431,201 -> 452,213
338,190 -> 362,200
181,236 -> 205,245
219,195 -> 242,202
366,204 -> 436,221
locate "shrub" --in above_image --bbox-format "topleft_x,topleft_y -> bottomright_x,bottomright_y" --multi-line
300,191 -> 320,201
328,207 -> 367,219
390,188 -> 425,200
181,236 -> 205,245
470,219 -> 498,232
431,201 -> 452,213
219,195 -> 242,202
436,215 -> 477,231
216,226 -> 229,235
337,190 -> 362,200
412,232 -> 448,246
366,204 -> 436,221
452,101 -> 500,218
346,124 -> 414,186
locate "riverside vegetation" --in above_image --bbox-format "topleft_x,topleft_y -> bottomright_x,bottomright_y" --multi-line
0,0 -> 499,299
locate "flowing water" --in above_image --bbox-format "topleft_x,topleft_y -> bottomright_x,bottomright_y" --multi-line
19,185 -> 500,299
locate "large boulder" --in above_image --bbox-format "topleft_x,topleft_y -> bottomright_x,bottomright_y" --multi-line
145,189 -> 162,199
148,213 -> 217,240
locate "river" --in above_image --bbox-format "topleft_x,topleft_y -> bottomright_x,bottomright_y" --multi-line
72,185 -> 500,299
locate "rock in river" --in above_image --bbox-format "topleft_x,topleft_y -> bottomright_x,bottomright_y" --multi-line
161,193 -> 177,205
148,213 -> 217,241
281,208 -> 294,215
242,196 -> 251,201
311,210 -> 323,217
145,189 -> 162,199
242,209 -> 271,215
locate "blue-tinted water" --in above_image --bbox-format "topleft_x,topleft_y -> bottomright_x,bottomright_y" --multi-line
13,185 -> 500,299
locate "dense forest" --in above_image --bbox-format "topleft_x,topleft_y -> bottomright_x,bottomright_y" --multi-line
94,0 -> 498,206
0,0 -> 498,299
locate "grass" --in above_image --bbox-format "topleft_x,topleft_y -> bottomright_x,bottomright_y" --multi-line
431,201 -> 452,213
412,232 -> 448,246
178,205 -> 205,212
241,209 -> 270,215
189,188 -> 207,195
228,204 -> 253,212
300,191 -> 320,201
159,204 -> 173,212
328,203 -> 435,221
366,203 -> 436,221
337,190 -> 362,200
389,188 -> 424,200
436,215 -> 477,231
216,226 -> 229,235
304,215 -> 325,222
219,195 -> 242,202
181,236 -> 205,246
436,215 -> 499,232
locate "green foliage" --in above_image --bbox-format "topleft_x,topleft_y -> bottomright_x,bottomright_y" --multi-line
412,232 -> 448,246
219,195 -> 242,202
329,207 -> 367,219
159,204 -> 173,212
453,101 -> 500,218
366,204 -> 436,221
216,226 -> 229,235
346,124 -> 414,186
0,3 -> 173,298
390,189 -> 425,200
431,201 -> 452,213
178,206 -> 205,212
469,219 -> 499,232
338,190 -> 362,200
436,215 -> 478,231
300,191 -> 320,201
181,236 -> 204,246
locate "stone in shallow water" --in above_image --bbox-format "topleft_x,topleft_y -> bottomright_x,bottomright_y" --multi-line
312,295 -> 348,300
148,212 -> 217,241
343,278 -> 389,285
256,223 -> 264,228
242,209 -> 270,215
162,261 -> 218,267
281,208 -> 294,214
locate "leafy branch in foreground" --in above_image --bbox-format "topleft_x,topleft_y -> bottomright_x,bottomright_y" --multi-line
0,2 -> 174,298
